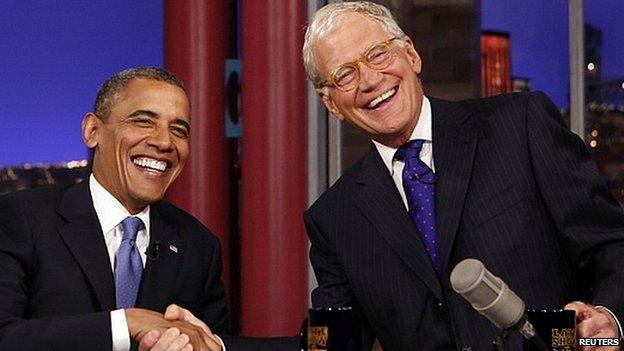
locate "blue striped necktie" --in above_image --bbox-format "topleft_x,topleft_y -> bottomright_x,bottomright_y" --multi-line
115,216 -> 144,308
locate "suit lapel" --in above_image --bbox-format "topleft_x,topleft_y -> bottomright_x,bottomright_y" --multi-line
136,205 -> 183,311
354,149 -> 443,299
57,181 -> 116,311
430,97 -> 478,273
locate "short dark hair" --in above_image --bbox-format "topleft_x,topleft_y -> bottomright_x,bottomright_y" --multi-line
93,67 -> 187,120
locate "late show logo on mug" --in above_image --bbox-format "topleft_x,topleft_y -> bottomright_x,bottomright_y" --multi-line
308,326 -> 329,351
551,328 -> 575,350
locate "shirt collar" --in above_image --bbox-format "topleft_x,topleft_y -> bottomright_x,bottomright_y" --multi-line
89,174 -> 150,235
372,96 -> 432,173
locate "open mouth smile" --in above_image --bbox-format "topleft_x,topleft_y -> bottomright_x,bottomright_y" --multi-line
132,156 -> 169,173
367,87 -> 397,109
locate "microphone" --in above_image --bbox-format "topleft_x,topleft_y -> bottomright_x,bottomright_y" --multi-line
146,241 -> 161,260
450,258 -> 547,350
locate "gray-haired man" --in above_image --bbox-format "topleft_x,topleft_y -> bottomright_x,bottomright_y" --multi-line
303,2 -> 624,350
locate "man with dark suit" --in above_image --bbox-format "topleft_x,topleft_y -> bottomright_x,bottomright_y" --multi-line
0,67 -> 227,351
302,2 -> 624,350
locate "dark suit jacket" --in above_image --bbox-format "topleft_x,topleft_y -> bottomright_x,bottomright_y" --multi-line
305,92 -> 624,351
0,181 -> 229,350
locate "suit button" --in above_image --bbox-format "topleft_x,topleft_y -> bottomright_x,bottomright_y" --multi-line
435,300 -> 448,314
461,345 -> 472,351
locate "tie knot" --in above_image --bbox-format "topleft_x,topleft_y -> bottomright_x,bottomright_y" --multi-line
394,139 -> 425,161
121,216 -> 144,241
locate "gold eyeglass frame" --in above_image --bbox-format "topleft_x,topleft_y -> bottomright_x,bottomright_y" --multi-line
318,37 -> 401,92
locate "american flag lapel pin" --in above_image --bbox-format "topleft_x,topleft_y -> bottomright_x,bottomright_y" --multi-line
169,244 -> 179,254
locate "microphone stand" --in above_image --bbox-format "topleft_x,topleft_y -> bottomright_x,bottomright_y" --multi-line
492,315 -> 548,351
492,329 -> 511,351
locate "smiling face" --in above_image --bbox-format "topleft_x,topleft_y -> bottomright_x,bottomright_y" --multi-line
314,13 -> 424,147
82,78 -> 191,214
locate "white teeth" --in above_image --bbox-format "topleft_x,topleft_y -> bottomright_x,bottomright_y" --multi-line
133,157 -> 167,172
368,88 -> 397,109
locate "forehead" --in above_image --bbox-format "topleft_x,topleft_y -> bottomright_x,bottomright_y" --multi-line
114,78 -> 190,121
313,13 -> 390,75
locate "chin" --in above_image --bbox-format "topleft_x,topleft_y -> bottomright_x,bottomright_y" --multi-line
379,121 -> 408,135
131,188 -> 166,206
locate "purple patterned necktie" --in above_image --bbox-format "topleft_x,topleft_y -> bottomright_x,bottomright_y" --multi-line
394,139 -> 441,273
115,216 -> 144,309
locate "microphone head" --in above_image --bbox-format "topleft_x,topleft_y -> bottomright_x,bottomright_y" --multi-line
450,258 -> 489,292
450,258 -> 525,329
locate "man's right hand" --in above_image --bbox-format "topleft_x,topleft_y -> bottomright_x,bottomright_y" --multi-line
138,327 -> 193,351
126,308 -> 221,351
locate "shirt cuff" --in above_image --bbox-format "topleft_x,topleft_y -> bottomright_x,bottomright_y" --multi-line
596,305 -> 624,338
214,334 -> 226,351
111,309 -> 131,351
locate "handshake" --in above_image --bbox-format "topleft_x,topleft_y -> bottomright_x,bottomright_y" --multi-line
127,304 -> 222,351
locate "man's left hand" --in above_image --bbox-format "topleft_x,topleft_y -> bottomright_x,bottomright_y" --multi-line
565,301 -> 620,350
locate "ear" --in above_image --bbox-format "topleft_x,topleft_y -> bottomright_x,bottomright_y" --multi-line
317,89 -> 344,120
403,36 -> 422,75
81,113 -> 101,149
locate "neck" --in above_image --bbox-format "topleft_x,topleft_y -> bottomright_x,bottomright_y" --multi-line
91,172 -> 147,215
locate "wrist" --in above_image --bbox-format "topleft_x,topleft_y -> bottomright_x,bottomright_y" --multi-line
125,308 -> 163,340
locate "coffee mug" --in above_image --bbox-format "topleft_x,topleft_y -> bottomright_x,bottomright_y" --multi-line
523,309 -> 576,351
300,307 -> 362,351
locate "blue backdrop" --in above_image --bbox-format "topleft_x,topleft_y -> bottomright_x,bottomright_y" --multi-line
0,0 -> 163,167
0,0 -> 621,166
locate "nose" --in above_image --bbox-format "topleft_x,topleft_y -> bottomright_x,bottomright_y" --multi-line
357,62 -> 383,92
147,124 -> 174,152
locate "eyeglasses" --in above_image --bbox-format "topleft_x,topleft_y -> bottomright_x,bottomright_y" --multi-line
319,37 -> 401,92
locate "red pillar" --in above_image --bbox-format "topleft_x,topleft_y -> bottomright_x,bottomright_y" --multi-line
240,0 -> 309,336
163,0 -> 232,293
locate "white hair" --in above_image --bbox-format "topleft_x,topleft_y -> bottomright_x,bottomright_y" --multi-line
302,1 -> 406,88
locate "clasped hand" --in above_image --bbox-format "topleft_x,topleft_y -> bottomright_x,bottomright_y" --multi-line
127,305 -> 222,351
565,301 -> 620,351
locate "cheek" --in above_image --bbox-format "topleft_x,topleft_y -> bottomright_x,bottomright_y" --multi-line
114,140 -> 132,165
333,94 -> 358,116
177,142 -> 191,163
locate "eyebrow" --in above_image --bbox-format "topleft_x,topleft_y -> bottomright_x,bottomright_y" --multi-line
128,109 -> 191,132
128,109 -> 158,118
